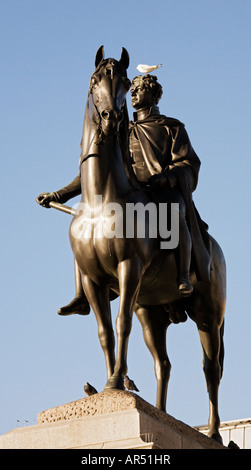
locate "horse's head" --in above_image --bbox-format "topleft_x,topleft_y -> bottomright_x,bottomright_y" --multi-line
88,46 -> 131,138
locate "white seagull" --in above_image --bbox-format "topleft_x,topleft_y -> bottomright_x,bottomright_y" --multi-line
136,64 -> 162,74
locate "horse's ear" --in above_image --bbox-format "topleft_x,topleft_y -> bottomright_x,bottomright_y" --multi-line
95,45 -> 104,68
119,47 -> 129,70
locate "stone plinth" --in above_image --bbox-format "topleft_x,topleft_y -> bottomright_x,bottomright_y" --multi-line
0,391 -> 225,449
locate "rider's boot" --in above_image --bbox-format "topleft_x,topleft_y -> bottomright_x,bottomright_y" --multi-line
57,295 -> 90,316
178,218 -> 193,296
57,259 -> 90,316
178,271 -> 193,296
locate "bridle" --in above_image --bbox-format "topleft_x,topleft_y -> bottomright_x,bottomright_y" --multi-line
88,60 -> 131,143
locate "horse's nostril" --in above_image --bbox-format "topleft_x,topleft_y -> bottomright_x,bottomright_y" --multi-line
101,109 -> 122,125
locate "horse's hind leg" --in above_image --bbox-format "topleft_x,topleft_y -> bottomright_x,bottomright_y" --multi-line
135,305 -> 171,411
196,319 -> 224,443
82,275 -> 115,381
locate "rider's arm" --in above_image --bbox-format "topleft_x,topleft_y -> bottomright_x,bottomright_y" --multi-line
36,156 -> 82,208
53,175 -> 81,204
36,175 -> 81,207
166,125 -> 201,192
54,154 -> 82,203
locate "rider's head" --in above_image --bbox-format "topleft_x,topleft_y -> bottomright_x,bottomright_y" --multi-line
130,75 -> 163,110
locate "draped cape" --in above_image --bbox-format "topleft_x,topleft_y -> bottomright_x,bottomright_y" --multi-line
129,112 -> 211,282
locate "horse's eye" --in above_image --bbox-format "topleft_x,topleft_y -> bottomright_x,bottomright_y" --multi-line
91,75 -> 99,87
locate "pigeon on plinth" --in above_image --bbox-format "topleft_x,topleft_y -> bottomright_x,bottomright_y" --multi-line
84,382 -> 98,396
124,375 -> 139,392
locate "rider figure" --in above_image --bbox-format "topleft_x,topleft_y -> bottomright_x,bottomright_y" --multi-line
36,74 -> 208,316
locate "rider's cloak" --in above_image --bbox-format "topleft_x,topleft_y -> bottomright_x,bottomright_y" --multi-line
128,106 -> 211,282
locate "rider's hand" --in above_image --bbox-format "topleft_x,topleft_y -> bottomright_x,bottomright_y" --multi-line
148,173 -> 169,189
35,192 -> 56,208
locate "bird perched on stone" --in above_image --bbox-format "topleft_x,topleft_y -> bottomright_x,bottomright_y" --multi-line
136,64 -> 162,74
228,440 -> 239,449
124,375 -> 139,392
84,382 -> 98,396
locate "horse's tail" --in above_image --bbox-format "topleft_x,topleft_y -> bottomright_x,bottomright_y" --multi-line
209,235 -> 226,379
219,319 -> 225,379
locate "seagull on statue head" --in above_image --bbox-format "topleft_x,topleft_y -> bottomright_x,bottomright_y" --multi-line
136,63 -> 162,74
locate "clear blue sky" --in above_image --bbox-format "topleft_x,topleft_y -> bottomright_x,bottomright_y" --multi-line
1,0 -> 251,437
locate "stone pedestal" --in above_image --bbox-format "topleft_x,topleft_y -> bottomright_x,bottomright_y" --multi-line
0,391 -> 224,449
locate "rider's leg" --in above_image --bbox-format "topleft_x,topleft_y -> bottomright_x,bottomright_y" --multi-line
178,205 -> 193,296
57,259 -> 90,316
166,189 -> 193,296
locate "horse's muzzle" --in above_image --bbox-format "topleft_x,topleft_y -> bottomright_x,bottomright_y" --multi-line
100,109 -> 123,136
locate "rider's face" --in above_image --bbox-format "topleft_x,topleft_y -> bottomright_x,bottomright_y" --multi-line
130,85 -> 155,110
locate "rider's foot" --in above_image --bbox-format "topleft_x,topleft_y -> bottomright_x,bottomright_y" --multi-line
57,296 -> 90,316
178,272 -> 193,297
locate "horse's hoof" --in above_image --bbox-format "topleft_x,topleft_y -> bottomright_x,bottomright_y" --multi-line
104,375 -> 125,390
209,432 -> 223,445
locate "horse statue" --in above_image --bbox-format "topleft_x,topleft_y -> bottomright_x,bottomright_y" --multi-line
45,46 -> 227,443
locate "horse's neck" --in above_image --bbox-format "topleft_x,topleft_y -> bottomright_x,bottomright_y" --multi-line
81,129 -> 131,206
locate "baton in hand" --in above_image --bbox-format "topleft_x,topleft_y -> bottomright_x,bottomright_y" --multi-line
49,201 -> 76,216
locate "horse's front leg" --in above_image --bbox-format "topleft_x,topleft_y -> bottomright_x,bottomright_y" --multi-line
82,275 -> 115,381
104,257 -> 143,390
135,305 -> 171,411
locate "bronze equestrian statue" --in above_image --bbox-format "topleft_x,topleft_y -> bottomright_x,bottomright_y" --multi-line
36,46 -> 226,443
